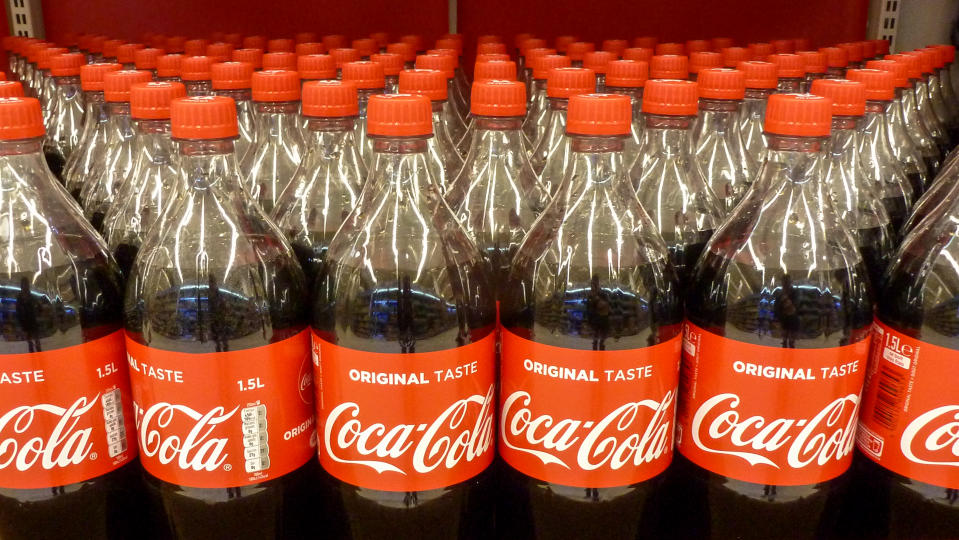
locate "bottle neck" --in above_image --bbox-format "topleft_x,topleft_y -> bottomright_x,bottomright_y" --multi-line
305,116 -> 356,133
54,75 -> 81,89
371,136 -> 430,154
0,137 -> 45,157
82,90 -> 109,121
106,102 -> 135,136
357,87 -> 385,117
467,115 -> 525,154
693,98 -> 743,138
642,114 -> 694,155
760,134 -> 824,188
605,86 -> 644,100
253,100 -> 301,139
176,138 -> 243,192
214,88 -> 252,103
826,116 -> 862,154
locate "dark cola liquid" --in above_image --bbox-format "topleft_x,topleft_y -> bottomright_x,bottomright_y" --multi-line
125,253 -> 319,540
498,262 -> 682,539
312,258 -> 496,540
856,226 -> 891,292
924,155 -> 942,180
44,150 -> 66,183
289,241 -> 326,296
90,212 -> 106,234
0,236 -> 147,540
882,195 -> 909,233
906,171 -> 925,200
113,243 -> 138,279
667,248 -> 873,540
665,232 -> 713,293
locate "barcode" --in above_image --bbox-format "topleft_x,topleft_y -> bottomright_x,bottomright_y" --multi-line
871,364 -> 906,430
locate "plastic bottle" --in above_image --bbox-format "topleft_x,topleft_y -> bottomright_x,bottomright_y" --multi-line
179,55 -> 214,96
721,46 -> 750,68
583,51 -> 615,91
529,67 -> 595,193
888,53 -> 944,174
232,48 -> 264,70
769,53 -> 805,92
155,54 -> 183,83
43,52 -> 85,180
399,68 -> 464,194
919,47 -> 958,141
211,61 -> 256,160
330,48 -> 360,79
821,46 -> 849,79
456,59 -> 518,155
934,44 -> 959,116
799,50 -> 827,91
239,69 -> 305,214
342,60 -> 386,165
371,53 -> 403,93
605,59 -> 648,166
649,54 -> 689,80
101,81 -> 186,276
689,51 -> 722,81
736,60 -> 778,166
35,47 -> 67,113
62,63 -> 122,202
134,48 -> 164,77
904,50 -> 951,153
416,53 -> 470,125
523,54 -> 571,149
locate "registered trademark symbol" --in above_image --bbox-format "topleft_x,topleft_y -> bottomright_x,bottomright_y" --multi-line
90,452 -> 98,460
223,464 -> 232,471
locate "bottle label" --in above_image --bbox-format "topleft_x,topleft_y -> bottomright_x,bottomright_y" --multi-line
0,330 -> 136,489
857,320 -> 959,488
126,331 -> 316,488
315,331 -> 496,492
499,328 -> 682,488
677,322 -> 869,486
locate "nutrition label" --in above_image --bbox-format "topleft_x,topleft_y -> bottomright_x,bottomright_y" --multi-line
101,388 -> 127,458
242,404 -> 271,473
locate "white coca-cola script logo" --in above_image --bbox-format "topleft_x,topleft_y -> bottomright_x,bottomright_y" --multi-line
500,390 -> 674,470
900,405 -> 959,467
135,402 -> 238,472
323,385 -> 495,475
690,393 -> 859,468
0,396 -> 100,471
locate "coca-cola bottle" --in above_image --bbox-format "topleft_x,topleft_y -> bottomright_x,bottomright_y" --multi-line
35,46 -> 67,116
840,42 -> 866,69
518,40 -> 548,91
398,68 -> 464,194
312,94 -> 496,538
211,61 -> 256,160
934,44 -> 959,115
239,69 -> 305,214
821,46 -> 849,79
583,51 -> 615,91
799,50 -> 827,91
888,53 -> 944,174
80,69 -> 153,231
851,172 -> 959,538
769,53 -> 805,93
523,54 -> 570,149
672,94 -> 873,540
530,67 -> 595,193
101,81 -> 186,277
631,79 -> 723,289
605,60 -> 648,167
691,67 -> 757,213
180,56 -> 214,96
126,95 -> 318,539
232,48 -> 264,71
847,68 -> 916,230
415,54 -> 468,143
271,80 -> 366,291
445,80 -> 548,297
155,54 -> 183,84
499,93 -> 682,539
342,60 -> 385,165
737,61 -> 777,165
902,157 -> 959,235
62,63 -> 121,202
455,59 -> 517,155
0,96 -> 144,539
904,50 -> 951,154
810,78 -> 896,289
43,53 -> 86,181
918,47 -> 958,142
134,48 -> 164,78
371,53 -> 403,93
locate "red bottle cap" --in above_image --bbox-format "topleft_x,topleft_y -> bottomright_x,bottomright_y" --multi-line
602,39 -> 629,57
295,32 -> 318,45
555,35 -> 578,53
689,51 -> 722,74
298,54 -> 337,80
532,54 -> 572,79
886,53 -> 922,80
295,43 -> 325,57
622,47 -> 653,62
184,39 -> 209,57
331,48 -> 361,68
302,80 -> 358,117
642,79 -> 698,115
583,51 -> 615,74
367,94 -> 432,137
171,96 -> 237,139
50,53 -> 85,76
798,51 -> 826,74
764,93 -> 831,136
323,35 -> 348,51
130,81 -> 187,119
521,38 -> 548,55
398,68 -> 447,101
180,56 -> 214,81
477,35 -> 503,45
386,42 -> 415,63
819,47 -> 848,68
116,43 -> 145,65
935,44 -> 956,63
769,53 -> 805,77
206,42 -> 234,63
102,39 -> 124,59
134,48 -> 164,70
0,98 -> 44,139
37,47 -> 68,70
156,54 -> 183,78
772,39 -> 795,54
400,35 -> 426,52
656,42 -> 685,56
873,39 -> 891,57
921,48 -> 945,69
415,54 -> 455,79
262,52 -> 297,71
712,37 -> 734,50
371,53 -> 403,76
566,93 -> 631,136
697,68 -> 745,100
80,63 -> 122,91
861,40 -> 877,60
846,68 -> 895,101
26,42 -> 52,64
865,59 -> 909,88
474,60 -> 517,81
476,53 -> 511,63
243,35 -> 267,50
477,42 -> 508,56
903,50 -> 934,74
650,55 -> 689,79
748,42 -> 773,61
211,61 -> 254,90
737,61 -> 778,89
342,61 -> 385,89
721,47 -> 750,67
232,49 -> 263,69
605,59 -> 648,88
634,36 -> 658,49
526,47 -> 556,67
352,38 -> 378,58
471,79 -> 525,117
266,38 -> 296,53
251,69 -> 301,101
435,38 -> 463,57
370,32 -> 390,49
566,42 -> 595,61
809,78 -> 865,116
103,70 -> 153,102
546,67 -> 595,98
426,49 -> 460,68
838,42 -> 863,63
0,81 -> 24,98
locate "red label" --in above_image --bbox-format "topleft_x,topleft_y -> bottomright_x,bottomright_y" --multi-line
126,331 -> 316,489
858,320 -> 959,488
315,331 -> 496,492
677,322 -> 869,486
0,330 -> 136,488
499,329 -> 681,488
